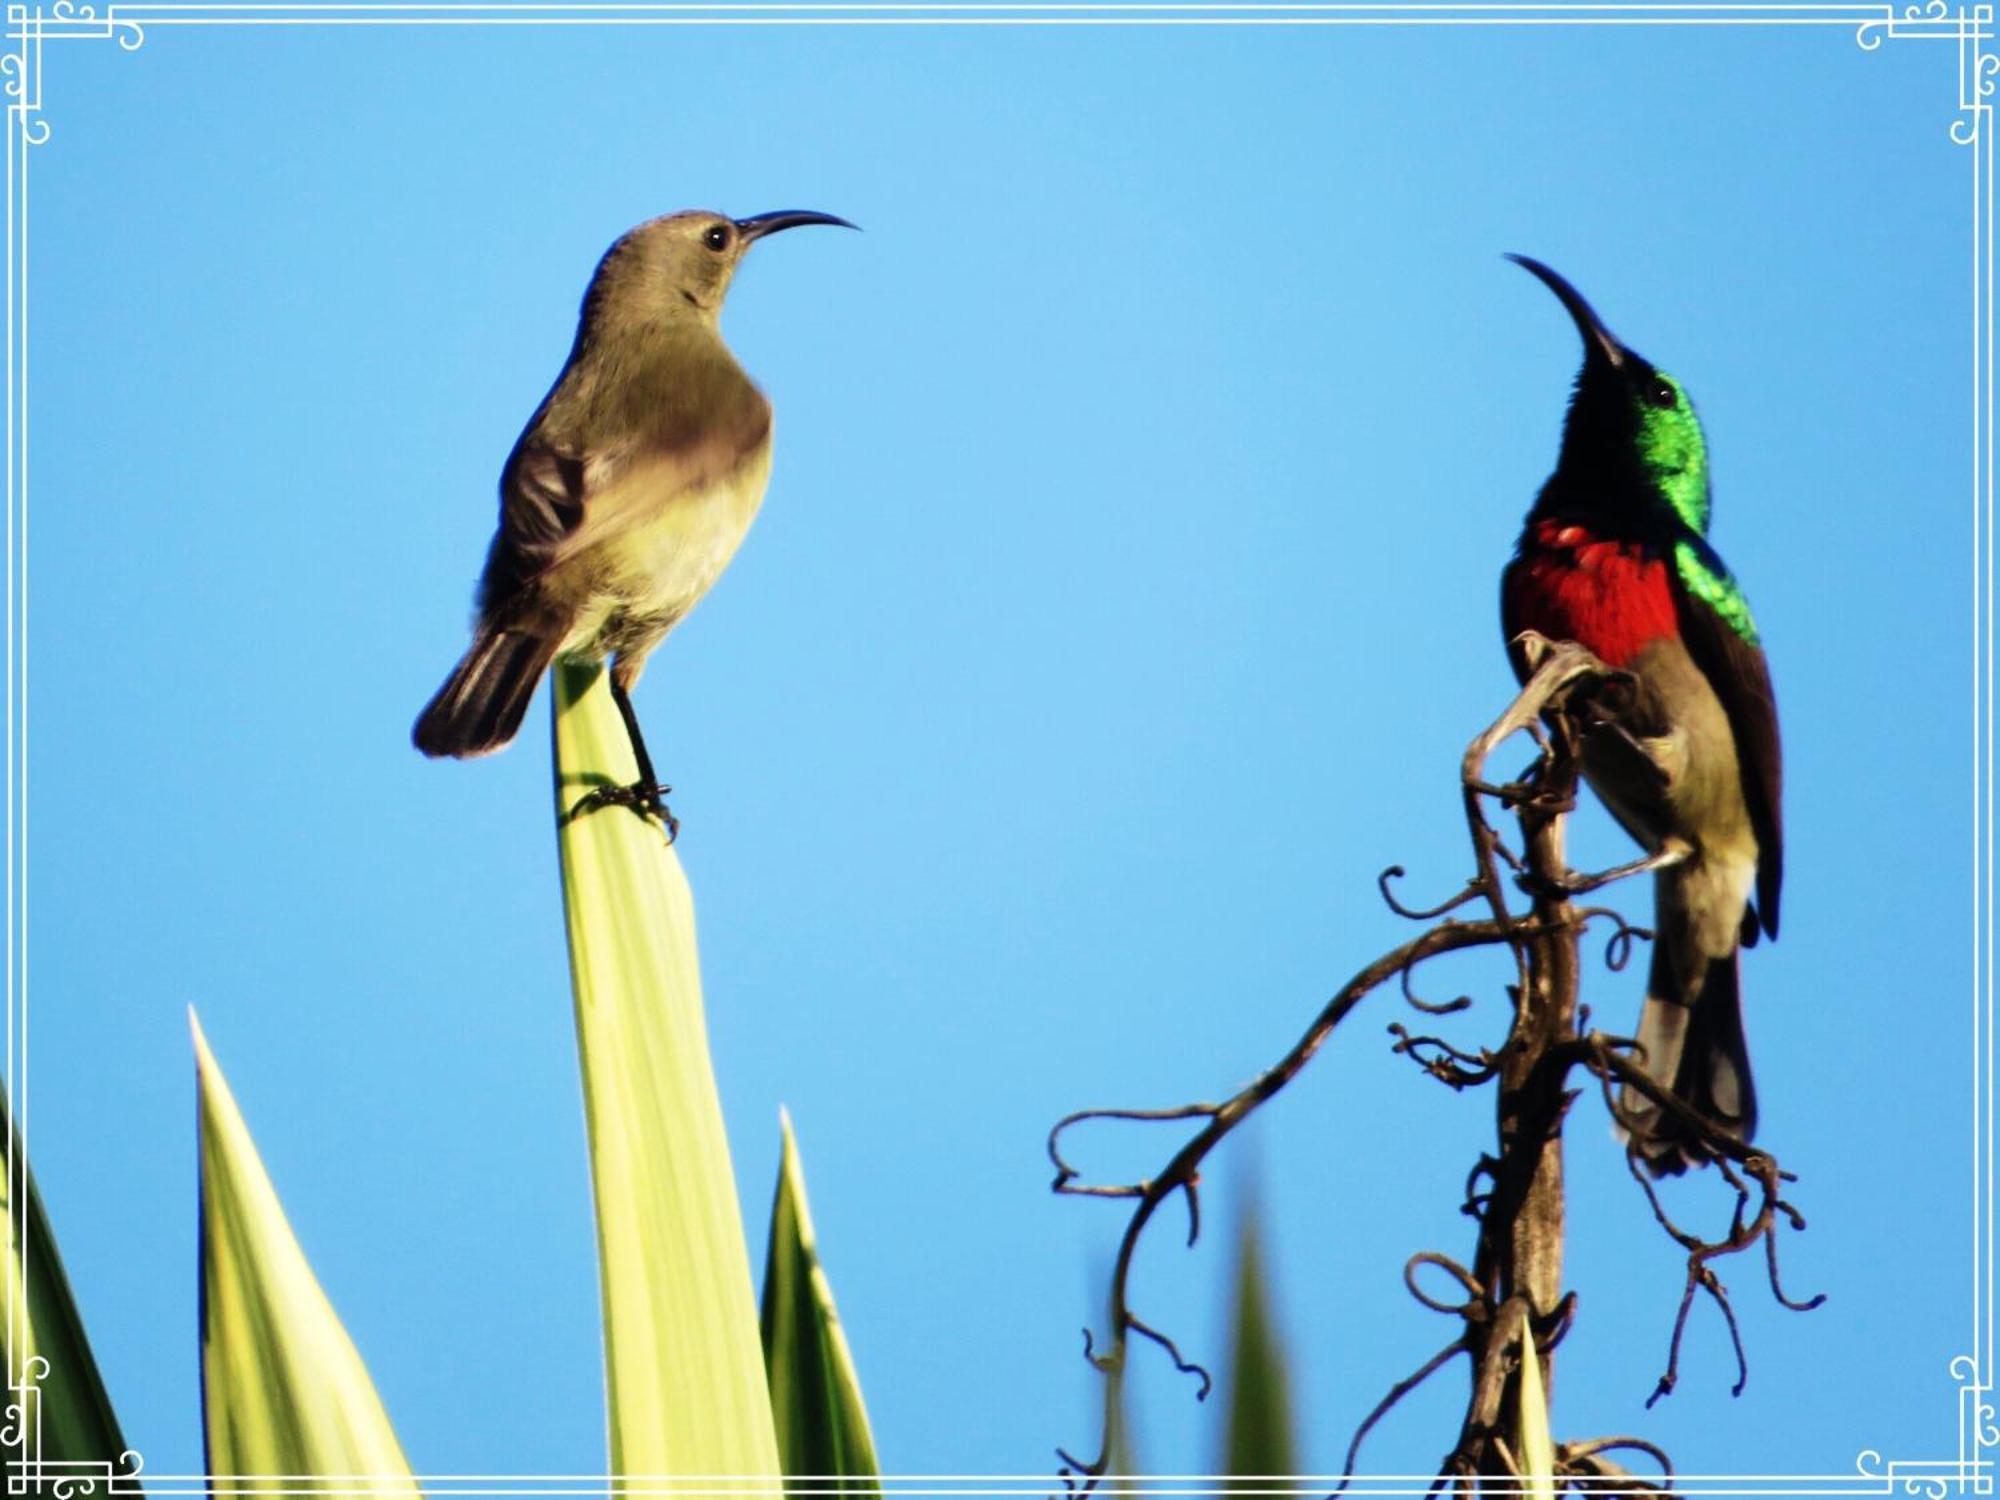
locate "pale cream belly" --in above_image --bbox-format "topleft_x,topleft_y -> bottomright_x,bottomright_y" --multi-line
1582,636 -> 1759,961
559,444 -> 773,663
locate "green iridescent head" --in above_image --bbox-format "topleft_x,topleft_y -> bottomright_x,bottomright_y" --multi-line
1509,254 -> 1713,535
1623,367 -> 1710,534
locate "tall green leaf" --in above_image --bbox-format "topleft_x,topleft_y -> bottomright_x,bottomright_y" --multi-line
193,1012 -> 417,1491
759,1109 -> 879,1488
551,661 -> 780,1478
1515,1325 -> 1556,1500
0,1086 -> 128,1470
1219,1206 -> 1296,1477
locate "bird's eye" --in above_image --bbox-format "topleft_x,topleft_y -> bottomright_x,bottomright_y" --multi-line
1648,379 -> 1676,408
703,223 -> 732,252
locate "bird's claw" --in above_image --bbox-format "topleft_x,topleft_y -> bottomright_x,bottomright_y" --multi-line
1514,868 -> 1587,903
1515,842 -> 1688,902
567,781 -> 680,844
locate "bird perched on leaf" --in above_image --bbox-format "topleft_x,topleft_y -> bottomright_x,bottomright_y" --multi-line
1498,255 -> 1782,1176
414,207 -> 856,837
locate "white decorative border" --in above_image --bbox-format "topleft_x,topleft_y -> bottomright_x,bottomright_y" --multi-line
0,3 -> 1991,1493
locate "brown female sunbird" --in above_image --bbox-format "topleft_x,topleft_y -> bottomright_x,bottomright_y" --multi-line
414,208 -> 854,835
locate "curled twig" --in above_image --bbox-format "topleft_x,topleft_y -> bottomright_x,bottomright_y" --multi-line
1127,1312 -> 1213,1400
1765,1207 -> 1828,1313
1380,864 -> 1488,923
1389,1023 -> 1499,1088
1336,1337 -> 1469,1492
1076,1325 -> 1113,1371
1624,1147 -> 1705,1253
1400,952 -> 1475,1016
1460,1155 -> 1498,1221
1573,905 -> 1653,974
1048,1104 -> 1220,1194
1536,1290 -> 1578,1354
1561,1432 -> 1676,1492
1405,1250 -> 1487,1316
1563,1433 -> 1674,1474
1648,1261 -> 1746,1407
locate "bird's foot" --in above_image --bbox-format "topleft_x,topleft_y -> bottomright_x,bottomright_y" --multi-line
1514,868 -> 1585,904
1514,841 -> 1689,901
566,781 -> 680,844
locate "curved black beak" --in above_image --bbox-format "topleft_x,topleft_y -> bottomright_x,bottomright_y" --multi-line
735,209 -> 859,244
1506,253 -> 1625,371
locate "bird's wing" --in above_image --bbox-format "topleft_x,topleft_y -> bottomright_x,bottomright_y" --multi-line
1670,535 -> 1784,940
473,431 -> 626,612
476,387 -> 771,618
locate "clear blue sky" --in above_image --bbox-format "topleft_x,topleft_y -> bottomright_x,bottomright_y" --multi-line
25,11 -> 1978,1481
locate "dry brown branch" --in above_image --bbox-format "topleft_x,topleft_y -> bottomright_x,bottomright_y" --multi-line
1049,635 -> 1822,1491
1047,914 -> 1526,1482
1570,1035 -> 1825,1407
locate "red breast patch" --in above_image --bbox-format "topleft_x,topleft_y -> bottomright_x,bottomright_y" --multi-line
1505,518 -> 1680,668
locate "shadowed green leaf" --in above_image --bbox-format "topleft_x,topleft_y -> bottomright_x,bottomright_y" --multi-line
760,1109 -> 880,1489
552,661 -> 780,1479
0,1086 -> 128,1470
1220,1207 -> 1296,1477
194,1012 -> 417,1492
1103,1371 -> 1142,1480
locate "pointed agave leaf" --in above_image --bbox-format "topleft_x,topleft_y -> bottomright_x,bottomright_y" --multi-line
551,662 -> 780,1479
0,1086 -> 129,1469
759,1110 -> 880,1489
1220,1209 -> 1296,1478
193,1013 -> 418,1493
1514,1329 -> 1556,1500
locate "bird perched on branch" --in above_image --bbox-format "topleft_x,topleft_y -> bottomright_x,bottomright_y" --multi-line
1498,255 -> 1783,1176
414,207 -> 856,836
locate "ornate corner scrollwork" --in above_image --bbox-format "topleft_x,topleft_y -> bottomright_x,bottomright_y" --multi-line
1855,0 -> 1999,144
32,1 -> 141,45
1848,1 -> 1944,52
41,3 -> 142,49
1,1360 -> 144,1499
0,43 -> 45,147
3,1357 -> 45,1497
40,1451 -> 144,1500
1856,1451 -> 1950,1497
1,0 -> 145,145
1951,39 -> 1998,143
1857,1385 -> 1996,1500
1951,1354 -> 2000,1492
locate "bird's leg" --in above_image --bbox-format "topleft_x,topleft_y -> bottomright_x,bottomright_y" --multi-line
610,679 -> 680,843
1518,838 -> 1690,901
566,676 -> 679,843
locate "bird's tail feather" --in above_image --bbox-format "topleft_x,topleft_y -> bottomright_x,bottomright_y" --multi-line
412,629 -> 560,759
1622,941 -> 1757,1178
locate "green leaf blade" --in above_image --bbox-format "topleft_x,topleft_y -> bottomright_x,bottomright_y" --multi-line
1516,1327 -> 1556,1500
760,1109 -> 880,1489
1220,1208 -> 1297,1478
193,1012 -> 417,1492
1,1087 -> 129,1470
552,661 -> 780,1480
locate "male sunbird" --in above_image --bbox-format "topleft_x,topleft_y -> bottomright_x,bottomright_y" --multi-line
414,208 -> 854,834
1499,256 -> 1783,1176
